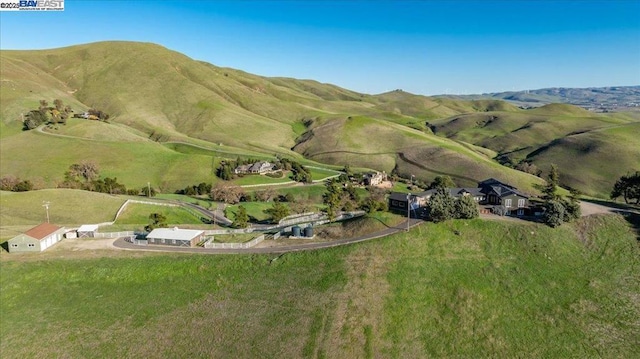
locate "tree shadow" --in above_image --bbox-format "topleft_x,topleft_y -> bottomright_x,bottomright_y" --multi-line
614,210 -> 640,241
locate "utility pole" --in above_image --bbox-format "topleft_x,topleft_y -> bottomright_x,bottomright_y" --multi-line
147,182 -> 151,198
42,201 -> 50,223
406,193 -> 411,232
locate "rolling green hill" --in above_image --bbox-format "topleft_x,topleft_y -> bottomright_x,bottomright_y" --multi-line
2,41 -> 637,198
429,104 -> 640,196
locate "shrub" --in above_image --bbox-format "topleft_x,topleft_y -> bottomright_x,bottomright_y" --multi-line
455,195 -> 479,219
543,200 -> 566,228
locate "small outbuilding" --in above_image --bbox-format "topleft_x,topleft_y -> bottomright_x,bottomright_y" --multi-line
8,223 -> 66,253
146,227 -> 204,247
77,224 -> 99,238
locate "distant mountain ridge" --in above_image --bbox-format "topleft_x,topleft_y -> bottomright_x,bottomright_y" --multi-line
436,85 -> 640,111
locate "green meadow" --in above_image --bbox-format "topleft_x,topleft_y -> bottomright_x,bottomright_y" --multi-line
1,214 -> 638,358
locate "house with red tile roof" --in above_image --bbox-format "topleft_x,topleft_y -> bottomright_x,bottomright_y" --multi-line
8,223 -> 66,253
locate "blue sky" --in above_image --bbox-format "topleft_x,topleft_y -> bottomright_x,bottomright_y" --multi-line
1,0 -> 639,95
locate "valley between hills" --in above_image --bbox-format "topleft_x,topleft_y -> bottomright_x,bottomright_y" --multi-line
2,41 -> 640,359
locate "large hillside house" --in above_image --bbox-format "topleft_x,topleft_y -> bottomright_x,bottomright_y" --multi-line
362,171 -> 387,186
234,161 -> 275,175
388,178 -> 530,217
8,223 -> 66,253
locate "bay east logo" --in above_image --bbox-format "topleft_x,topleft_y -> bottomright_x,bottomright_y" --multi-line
0,0 -> 64,11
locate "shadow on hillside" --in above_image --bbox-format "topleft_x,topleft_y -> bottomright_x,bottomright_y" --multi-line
581,199 -> 640,240
617,211 -> 640,241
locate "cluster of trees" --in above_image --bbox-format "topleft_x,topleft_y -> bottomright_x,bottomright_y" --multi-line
540,165 -> 581,227
425,188 -> 479,223
22,99 -> 111,130
264,202 -> 290,224
611,171 -> 640,205
175,182 -> 212,196
427,175 -> 455,190
323,176 -> 388,220
57,161 -> 153,196
495,155 -> 542,177
216,158 -> 249,181
280,158 -> 312,183
210,184 -> 296,206
0,175 -> 34,192
323,177 -> 360,220
210,184 -> 247,204
145,213 -> 167,232
23,99 -> 73,130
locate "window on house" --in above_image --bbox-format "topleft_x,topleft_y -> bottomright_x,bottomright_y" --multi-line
28,243 -> 35,247
172,239 -> 176,244
10,244 -> 18,248
517,209 -> 524,216
505,199 -> 512,207
518,199 -> 525,208
392,200 -> 398,206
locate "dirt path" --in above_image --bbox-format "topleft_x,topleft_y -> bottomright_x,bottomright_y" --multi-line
579,201 -> 633,216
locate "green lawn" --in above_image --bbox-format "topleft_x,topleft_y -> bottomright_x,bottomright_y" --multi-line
114,203 -> 204,226
211,233 -> 258,243
226,202 -> 279,222
309,167 -> 340,181
231,173 -> 293,186
1,214 -> 638,358
155,193 -> 216,209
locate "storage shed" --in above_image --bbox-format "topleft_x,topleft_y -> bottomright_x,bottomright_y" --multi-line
77,224 -> 99,238
8,223 -> 66,253
146,228 -> 204,247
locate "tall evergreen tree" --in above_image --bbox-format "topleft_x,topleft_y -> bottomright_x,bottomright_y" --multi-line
427,188 -> 456,222
233,205 -> 249,228
542,164 -> 560,201
455,195 -> 479,219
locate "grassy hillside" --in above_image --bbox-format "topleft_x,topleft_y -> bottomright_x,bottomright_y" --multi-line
527,123 -> 640,197
0,129 -> 216,190
430,104 -> 640,196
2,41 -> 635,199
294,115 -> 545,192
0,189 -> 126,239
1,214 -> 638,358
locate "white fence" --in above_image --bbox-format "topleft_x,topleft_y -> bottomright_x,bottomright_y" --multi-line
94,231 -> 135,238
203,228 -> 255,235
278,212 -> 326,227
204,234 -> 265,249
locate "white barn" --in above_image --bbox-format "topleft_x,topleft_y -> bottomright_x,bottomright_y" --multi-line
146,228 -> 204,247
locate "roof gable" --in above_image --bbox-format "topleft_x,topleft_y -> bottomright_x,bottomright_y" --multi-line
24,223 -> 62,240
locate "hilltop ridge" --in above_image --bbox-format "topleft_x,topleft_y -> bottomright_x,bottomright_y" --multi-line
1,41 -> 638,197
